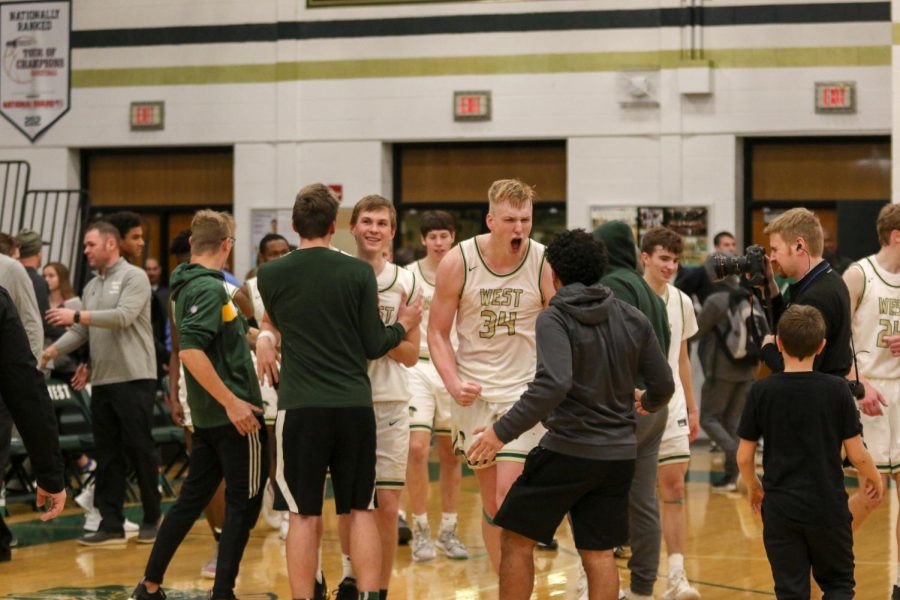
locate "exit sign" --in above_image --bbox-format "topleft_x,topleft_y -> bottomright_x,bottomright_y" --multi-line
454,91 -> 491,121
130,101 -> 165,130
815,82 -> 855,114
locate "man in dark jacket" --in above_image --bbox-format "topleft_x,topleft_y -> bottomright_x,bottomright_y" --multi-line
468,229 -> 673,600
592,220 -> 671,599
0,286 -> 66,561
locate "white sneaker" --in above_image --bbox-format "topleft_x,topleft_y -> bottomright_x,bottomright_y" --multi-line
663,570 -> 700,600
201,544 -> 218,579
83,507 -> 139,534
411,523 -> 437,562
435,524 -> 469,559
75,485 -> 95,511
83,507 -> 101,532
279,512 -> 289,540
261,480 -> 283,530
623,587 -> 654,600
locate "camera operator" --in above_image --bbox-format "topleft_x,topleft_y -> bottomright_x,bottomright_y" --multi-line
758,208 -> 852,377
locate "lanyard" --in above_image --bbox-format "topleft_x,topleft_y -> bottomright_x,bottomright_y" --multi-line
789,261 -> 831,303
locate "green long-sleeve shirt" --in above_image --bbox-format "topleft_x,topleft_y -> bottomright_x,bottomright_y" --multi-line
171,263 -> 262,428
257,247 -> 405,409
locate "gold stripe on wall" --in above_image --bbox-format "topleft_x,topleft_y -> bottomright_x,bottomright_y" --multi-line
71,45 -> 890,88
893,23 -> 900,44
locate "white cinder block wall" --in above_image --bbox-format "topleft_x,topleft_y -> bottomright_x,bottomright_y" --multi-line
0,0 -> 894,273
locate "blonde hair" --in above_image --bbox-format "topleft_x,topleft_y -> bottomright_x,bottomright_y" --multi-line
350,195 -> 396,231
763,207 -> 823,256
876,204 -> 900,246
190,210 -> 234,255
488,179 -> 535,213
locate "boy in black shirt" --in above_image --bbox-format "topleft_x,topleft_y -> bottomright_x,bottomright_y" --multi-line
737,305 -> 882,600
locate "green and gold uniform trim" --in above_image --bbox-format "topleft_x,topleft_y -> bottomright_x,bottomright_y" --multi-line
375,479 -> 406,489
409,423 -> 433,432
459,244 -> 468,299
494,451 -> 528,462
849,261 -> 867,305
538,251 -> 548,305
416,260 -> 435,288
434,427 -> 452,436
658,454 -> 691,465
378,262 -> 401,293
866,257 -> 900,289
71,46 -> 891,88
474,236 -> 532,278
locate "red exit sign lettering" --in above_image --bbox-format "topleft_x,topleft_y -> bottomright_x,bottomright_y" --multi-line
130,101 -> 165,130
815,82 -> 855,114
454,91 -> 491,121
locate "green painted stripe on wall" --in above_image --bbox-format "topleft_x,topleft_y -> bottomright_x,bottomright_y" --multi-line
71,45 -> 890,88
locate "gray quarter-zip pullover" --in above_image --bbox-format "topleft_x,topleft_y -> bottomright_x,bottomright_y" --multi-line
55,257 -> 156,385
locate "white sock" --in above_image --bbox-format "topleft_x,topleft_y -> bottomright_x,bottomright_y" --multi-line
441,512 -> 457,532
341,553 -> 354,580
668,553 -> 684,575
896,564 -> 900,587
316,545 -> 323,583
412,513 -> 429,530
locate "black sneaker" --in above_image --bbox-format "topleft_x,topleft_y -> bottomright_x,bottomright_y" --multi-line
536,538 -> 559,551
892,585 -> 900,600
79,530 -> 127,546
398,515 -> 412,545
334,576 -> 357,600
131,579 -> 166,600
314,572 -> 327,600
206,592 -> 236,600
137,521 -> 159,544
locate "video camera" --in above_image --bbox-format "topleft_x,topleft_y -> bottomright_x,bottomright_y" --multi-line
707,244 -> 768,287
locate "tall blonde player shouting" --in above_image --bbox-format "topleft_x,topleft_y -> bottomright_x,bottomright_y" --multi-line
429,179 -> 555,571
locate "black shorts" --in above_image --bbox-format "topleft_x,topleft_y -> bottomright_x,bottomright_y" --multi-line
273,406 -> 376,516
494,447 -> 635,550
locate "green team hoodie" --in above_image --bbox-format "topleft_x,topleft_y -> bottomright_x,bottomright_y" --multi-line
593,220 -> 671,355
170,263 -> 262,429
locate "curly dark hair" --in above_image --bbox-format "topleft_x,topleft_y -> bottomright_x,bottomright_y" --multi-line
546,228 -> 608,286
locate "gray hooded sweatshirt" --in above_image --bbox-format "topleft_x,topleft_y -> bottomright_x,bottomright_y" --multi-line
493,282 -> 674,460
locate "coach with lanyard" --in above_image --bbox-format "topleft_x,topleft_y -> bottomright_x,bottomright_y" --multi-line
758,208 -> 852,377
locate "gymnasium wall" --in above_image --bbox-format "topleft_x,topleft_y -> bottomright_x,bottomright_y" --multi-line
0,0 -> 892,278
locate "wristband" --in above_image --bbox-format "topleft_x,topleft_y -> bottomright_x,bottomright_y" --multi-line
257,330 -> 277,345
74,310 -> 81,324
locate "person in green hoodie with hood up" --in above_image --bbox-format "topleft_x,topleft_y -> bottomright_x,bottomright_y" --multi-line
593,220 -> 671,600
132,210 -> 267,600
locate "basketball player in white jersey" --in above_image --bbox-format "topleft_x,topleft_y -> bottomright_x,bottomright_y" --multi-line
335,195 -> 419,600
640,227 -> 701,600
429,179 -> 555,572
844,204 -> 900,598
242,234 -> 291,526
404,211 -> 468,562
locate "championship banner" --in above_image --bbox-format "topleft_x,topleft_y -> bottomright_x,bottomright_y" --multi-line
1,0 -> 71,141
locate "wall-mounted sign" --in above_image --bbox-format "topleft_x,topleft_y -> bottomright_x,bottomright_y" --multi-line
590,205 -> 709,266
815,81 -> 855,114
0,0 -> 71,142
130,101 -> 164,131
454,91 -> 491,121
